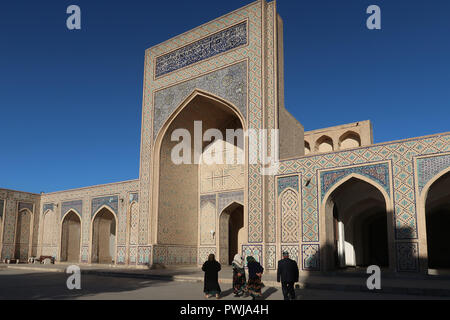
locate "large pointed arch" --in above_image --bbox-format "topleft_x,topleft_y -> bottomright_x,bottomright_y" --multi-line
151,89 -> 247,249
278,187 -> 300,244
418,167 -> 450,271
218,201 -> 244,265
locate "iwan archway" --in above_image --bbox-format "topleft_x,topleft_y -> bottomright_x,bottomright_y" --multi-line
219,202 -> 244,265
60,210 -> 81,263
91,206 -> 117,264
422,169 -> 450,271
322,175 -> 394,271
152,91 -> 246,255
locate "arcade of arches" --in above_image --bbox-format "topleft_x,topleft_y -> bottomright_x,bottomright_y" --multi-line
61,211 -> 81,262
157,93 -> 245,260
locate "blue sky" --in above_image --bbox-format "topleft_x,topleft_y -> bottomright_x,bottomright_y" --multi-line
1,0 -> 449,193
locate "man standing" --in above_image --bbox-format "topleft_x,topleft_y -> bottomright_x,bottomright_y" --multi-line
277,251 -> 299,300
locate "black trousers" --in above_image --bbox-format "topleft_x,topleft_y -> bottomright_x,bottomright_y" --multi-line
281,282 -> 296,300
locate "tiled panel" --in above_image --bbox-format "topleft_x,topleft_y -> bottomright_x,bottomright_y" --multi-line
155,21 -> 247,77
91,196 -> 118,217
417,153 -> 450,192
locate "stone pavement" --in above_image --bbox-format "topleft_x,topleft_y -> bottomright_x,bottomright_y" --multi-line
2,263 -> 450,297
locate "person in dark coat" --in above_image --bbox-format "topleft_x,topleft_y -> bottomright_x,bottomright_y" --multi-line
246,256 -> 264,300
202,254 -> 221,299
277,251 -> 299,300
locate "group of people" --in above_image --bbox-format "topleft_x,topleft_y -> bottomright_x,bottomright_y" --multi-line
202,251 -> 299,300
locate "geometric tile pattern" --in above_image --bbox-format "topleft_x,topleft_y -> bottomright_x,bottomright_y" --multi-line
280,189 -> 300,243
320,162 -> 390,201
152,245 -> 197,265
129,202 -> 139,246
61,200 -> 82,219
217,191 -> 244,216
265,245 -> 276,270
117,246 -> 126,265
200,197 -> 216,245
417,153 -> 450,192
18,202 -> 33,212
138,246 -> 152,265
129,193 -> 139,204
301,244 -> 320,271
155,21 -> 247,78
396,242 -> 419,272
264,1 -> 277,245
281,245 -> 299,264
129,246 -> 137,264
278,175 -> 299,194
242,245 -> 262,267
43,203 -> 54,213
81,246 -> 89,263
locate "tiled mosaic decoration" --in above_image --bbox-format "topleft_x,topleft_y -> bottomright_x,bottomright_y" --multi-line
117,246 -> 126,265
242,245 -> 262,267
200,195 -> 216,245
264,1 -> 277,245
153,245 -> 197,265
417,153 -> 450,192
265,245 -> 276,270
278,176 -> 299,194
279,133 -> 450,269
61,200 -> 82,219
129,246 -> 137,264
18,202 -> 33,212
281,245 -> 299,264
138,246 -> 152,265
153,61 -> 247,138
91,196 -> 118,217
217,191 -> 244,215
129,193 -> 139,203
129,202 -> 139,246
155,21 -> 247,78
43,203 -> 54,213
280,189 -> 300,243
81,246 -> 89,263
198,247 -> 217,265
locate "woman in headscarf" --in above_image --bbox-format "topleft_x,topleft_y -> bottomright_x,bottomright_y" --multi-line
202,254 -> 222,299
231,254 -> 246,297
245,256 -> 264,300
